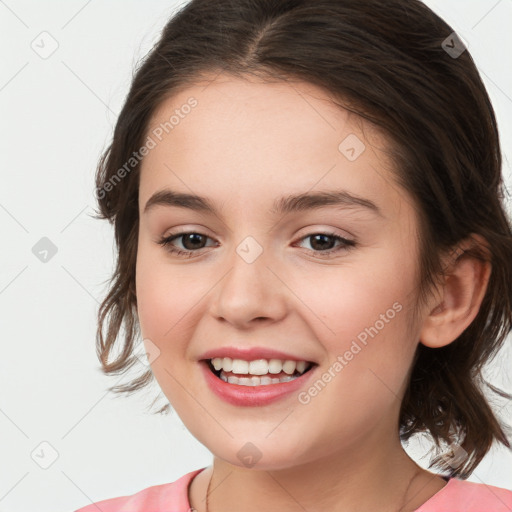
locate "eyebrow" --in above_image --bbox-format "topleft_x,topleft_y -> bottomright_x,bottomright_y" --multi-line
143,188 -> 383,218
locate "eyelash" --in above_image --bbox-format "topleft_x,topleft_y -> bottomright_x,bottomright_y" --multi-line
157,231 -> 356,258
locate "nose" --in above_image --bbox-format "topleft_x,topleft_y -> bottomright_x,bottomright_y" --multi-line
208,238 -> 289,329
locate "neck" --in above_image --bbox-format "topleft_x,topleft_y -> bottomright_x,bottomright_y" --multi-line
198,434 -> 444,512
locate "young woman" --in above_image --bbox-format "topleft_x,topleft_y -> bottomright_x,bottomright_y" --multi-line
76,0 -> 512,510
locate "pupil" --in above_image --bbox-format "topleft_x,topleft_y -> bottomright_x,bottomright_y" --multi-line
311,234 -> 334,251
184,233 -> 204,250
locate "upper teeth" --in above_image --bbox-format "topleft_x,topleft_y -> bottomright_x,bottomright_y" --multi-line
210,357 -> 309,375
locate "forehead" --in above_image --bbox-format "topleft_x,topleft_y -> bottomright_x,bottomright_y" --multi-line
139,74 -> 416,226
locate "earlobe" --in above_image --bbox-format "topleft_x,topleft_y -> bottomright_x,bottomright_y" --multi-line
419,235 -> 491,349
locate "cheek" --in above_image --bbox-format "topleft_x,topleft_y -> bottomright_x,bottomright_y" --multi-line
293,251 -> 415,343
135,239 -> 208,339
135,250 -> 198,406
135,254 -> 169,340
135,248 -> 193,356
290,248 -> 418,391
293,270 -> 417,441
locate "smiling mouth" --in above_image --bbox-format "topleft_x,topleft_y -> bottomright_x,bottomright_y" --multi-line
204,358 -> 317,387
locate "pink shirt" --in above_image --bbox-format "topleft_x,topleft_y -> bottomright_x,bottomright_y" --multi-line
74,467 -> 512,511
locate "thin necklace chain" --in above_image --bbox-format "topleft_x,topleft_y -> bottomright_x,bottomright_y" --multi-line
204,468 -> 421,512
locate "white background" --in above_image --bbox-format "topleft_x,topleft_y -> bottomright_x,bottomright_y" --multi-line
0,1 -> 511,511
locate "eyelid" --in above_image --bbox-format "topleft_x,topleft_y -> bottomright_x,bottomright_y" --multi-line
294,224 -> 355,240
159,225 -> 217,240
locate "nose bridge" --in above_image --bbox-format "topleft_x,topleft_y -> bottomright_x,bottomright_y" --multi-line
210,233 -> 287,325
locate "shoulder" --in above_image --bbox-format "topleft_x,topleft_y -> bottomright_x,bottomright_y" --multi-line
417,477 -> 512,512
73,467 -> 206,512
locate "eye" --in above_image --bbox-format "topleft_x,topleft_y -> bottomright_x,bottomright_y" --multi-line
157,231 -> 216,257
157,231 -> 356,258
294,232 -> 356,257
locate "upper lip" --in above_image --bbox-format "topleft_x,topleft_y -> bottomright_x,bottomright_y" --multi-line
199,346 -> 317,363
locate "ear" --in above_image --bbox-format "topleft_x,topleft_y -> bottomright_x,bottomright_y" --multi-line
419,234 -> 492,348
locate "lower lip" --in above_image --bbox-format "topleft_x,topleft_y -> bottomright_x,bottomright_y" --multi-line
200,361 -> 317,407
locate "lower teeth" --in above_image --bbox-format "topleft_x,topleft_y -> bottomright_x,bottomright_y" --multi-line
218,370 -> 300,386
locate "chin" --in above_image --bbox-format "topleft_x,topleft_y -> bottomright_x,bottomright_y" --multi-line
202,435 -> 313,471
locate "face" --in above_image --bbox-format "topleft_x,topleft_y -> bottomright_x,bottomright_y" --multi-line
135,73 -> 425,469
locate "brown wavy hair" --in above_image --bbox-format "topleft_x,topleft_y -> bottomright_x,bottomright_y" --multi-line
92,0 -> 512,478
